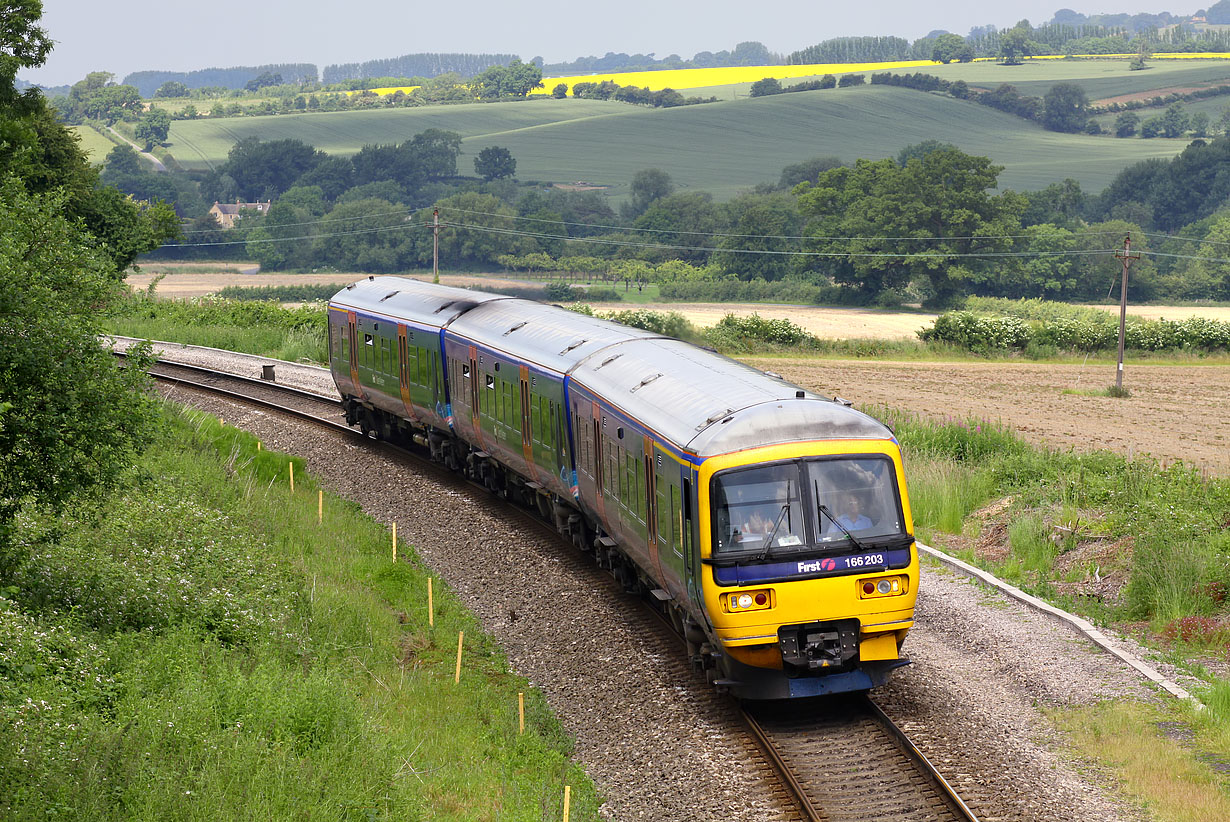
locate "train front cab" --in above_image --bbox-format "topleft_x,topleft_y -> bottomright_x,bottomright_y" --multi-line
698,438 -> 919,700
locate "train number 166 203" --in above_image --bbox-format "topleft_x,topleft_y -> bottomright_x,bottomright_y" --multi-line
842,553 -> 885,568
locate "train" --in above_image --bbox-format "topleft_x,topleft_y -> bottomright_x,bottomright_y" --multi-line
328,276 -> 919,699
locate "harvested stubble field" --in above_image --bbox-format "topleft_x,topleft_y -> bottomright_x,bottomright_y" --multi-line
745,357 -> 1230,476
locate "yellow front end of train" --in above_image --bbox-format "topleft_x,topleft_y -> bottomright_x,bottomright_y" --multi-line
697,438 -> 918,699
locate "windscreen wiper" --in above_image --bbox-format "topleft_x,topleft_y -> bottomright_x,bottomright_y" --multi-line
817,501 -> 867,552
752,503 -> 791,562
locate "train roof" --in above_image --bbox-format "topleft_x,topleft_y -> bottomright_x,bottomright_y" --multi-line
331,277 -> 892,458
570,337 -> 892,458
447,298 -> 664,374
329,276 -> 513,328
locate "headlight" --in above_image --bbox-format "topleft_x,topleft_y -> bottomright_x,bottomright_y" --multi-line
859,575 -> 908,599
726,589 -> 773,613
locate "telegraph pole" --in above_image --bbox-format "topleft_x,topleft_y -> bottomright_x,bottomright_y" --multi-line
432,208 -> 440,284
1113,234 -> 1141,392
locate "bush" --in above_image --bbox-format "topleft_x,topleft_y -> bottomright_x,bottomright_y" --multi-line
543,282 -> 577,301
917,312 -> 1030,351
599,309 -> 694,338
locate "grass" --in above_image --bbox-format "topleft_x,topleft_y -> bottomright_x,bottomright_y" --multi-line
69,124 -> 121,164
164,86 -> 1189,195
1062,385 -> 1133,397
1054,701 -> 1230,822
0,405 -> 600,820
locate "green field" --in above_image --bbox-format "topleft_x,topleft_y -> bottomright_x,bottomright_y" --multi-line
69,124 -> 119,164
166,86 -> 1187,196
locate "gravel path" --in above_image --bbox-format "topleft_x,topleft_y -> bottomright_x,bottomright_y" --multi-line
147,342 -> 1179,821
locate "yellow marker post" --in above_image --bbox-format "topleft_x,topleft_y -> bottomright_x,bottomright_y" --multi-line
289,462 -> 294,493
518,692 -> 525,734
428,577 -> 434,627
454,631 -> 464,684
257,441 -> 262,452
317,489 -> 323,524
392,522 -> 397,563
563,786 -> 571,822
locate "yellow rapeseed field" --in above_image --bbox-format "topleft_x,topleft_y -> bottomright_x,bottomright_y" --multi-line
352,53 -> 1230,97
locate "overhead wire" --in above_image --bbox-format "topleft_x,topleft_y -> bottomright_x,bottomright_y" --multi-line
162,215 -> 1125,260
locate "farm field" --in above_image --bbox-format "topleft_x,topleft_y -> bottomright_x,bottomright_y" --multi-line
749,356 -> 1230,476
69,124 -> 118,163
166,86 -> 1189,196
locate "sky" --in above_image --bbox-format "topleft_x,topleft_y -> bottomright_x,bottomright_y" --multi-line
23,1 -> 1197,87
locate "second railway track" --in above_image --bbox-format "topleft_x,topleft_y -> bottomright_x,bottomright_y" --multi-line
138,351 -> 980,822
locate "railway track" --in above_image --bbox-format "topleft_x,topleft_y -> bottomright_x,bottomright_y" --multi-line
132,351 -> 979,822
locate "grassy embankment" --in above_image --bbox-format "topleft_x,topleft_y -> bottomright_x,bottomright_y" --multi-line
1,405 -> 598,820
892,410 -> 1230,819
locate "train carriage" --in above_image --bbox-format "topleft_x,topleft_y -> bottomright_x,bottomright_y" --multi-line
329,276 -> 919,700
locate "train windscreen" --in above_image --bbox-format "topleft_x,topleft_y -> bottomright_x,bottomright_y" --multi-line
712,456 -> 905,556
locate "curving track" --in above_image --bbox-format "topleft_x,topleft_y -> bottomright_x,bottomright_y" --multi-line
130,351 -> 980,822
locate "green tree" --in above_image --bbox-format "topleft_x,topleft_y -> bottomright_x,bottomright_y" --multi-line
1041,83 -> 1089,133
712,192 -> 802,280
552,82 -> 568,98
796,148 -> 1024,307
930,33 -> 973,64
1114,111 -> 1140,137
999,25 -> 1038,65
474,146 -> 516,181
244,71 -> 283,91
896,140 -> 957,166
0,178 -> 160,567
1161,103 -> 1190,138
1191,111 -> 1211,138
1141,115 -> 1164,138
624,168 -> 674,219
154,80 -> 189,97
414,192 -> 537,266
633,192 -> 719,264
471,59 -> 543,100
749,77 -> 782,97
134,107 -> 171,150
779,156 -> 844,189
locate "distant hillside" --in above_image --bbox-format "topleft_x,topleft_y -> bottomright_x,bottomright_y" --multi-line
122,64 -> 318,97
322,53 -> 518,83
163,84 -> 1190,196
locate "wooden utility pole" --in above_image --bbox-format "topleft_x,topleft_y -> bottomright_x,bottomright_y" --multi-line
1114,234 -> 1141,391
432,208 -> 440,284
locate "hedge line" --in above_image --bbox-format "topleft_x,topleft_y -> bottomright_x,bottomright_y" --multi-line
919,311 -> 1230,352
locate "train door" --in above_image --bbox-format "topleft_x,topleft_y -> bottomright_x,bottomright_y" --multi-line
396,325 -> 416,421
430,350 -> 440,412
683,473 -> 699,608
591,402 -> 605,522
346,311 -> 361,398
518,368 -> 534,474
643,438 -> 664,585
467,346 -> 480,440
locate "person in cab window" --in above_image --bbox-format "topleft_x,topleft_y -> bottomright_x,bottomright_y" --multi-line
836,493 -> 872,531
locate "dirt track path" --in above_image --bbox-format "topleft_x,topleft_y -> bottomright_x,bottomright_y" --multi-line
744,358 -> 1230,475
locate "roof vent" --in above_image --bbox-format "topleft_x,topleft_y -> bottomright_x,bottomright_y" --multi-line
833,395 -> 853,407
630,373 -> 662,393
345,282 -> 356,290
503,321 -> 528,336
597,353 -> 622,369
559,338 -> 587,355
796,390 -> 805,399
765,371 -> 783,379
700,408 -> 734,428
368,275 -> 374,281
379,290 -> 400,302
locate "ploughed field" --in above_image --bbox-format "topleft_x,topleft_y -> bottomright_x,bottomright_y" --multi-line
746,357 -> 1230,476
